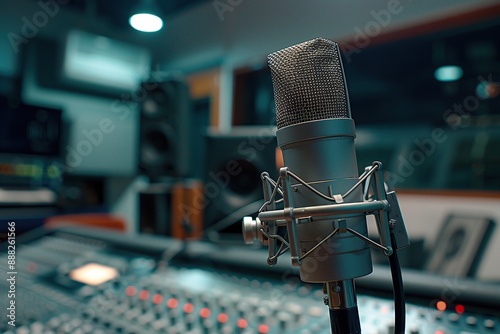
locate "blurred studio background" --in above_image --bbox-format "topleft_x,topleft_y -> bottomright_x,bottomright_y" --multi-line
1,0 -> 500,282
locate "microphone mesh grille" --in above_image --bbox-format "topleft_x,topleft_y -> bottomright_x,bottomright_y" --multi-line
268,38 -> 350,129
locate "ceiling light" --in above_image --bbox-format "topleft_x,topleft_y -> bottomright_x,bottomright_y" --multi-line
129,0 -> 163,32
434,65 -> 463,82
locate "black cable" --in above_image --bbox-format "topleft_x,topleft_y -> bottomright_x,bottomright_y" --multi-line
388,232 -> 405,334
203,200 -> 264,241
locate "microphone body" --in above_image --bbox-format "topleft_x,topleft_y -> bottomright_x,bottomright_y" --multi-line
277,118 -> 372,283
268,38 -> 372,284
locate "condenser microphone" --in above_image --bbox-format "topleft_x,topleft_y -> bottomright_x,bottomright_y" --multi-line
243,37 -> 408,334
269,37 -> 371,280
268,37 -> 368,333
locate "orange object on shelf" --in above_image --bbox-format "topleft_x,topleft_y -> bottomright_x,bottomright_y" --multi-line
171,180 -> 204,240
45,213 -> 126,231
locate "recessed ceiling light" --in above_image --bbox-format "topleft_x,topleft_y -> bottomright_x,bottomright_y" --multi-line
129,0 -> 163,33
129,13 -> 163,32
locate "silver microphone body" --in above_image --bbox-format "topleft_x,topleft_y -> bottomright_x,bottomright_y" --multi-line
277,117 -> 372,283
266,37 -> 372,283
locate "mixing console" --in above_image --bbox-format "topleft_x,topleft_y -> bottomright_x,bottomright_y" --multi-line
1,226 -> 499,334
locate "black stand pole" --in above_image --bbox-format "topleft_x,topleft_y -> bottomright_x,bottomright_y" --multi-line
329,306 -> 362,334
325,280 -> 362,334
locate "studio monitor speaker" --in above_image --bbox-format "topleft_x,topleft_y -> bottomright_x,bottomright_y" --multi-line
139,77 -> 191,177
203,127 -> 278,236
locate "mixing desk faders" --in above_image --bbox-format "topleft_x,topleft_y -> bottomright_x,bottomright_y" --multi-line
1,226 -> 499,333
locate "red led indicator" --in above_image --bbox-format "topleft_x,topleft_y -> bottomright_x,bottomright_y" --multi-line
436,301 -> 447,312
237,318 -> 248,329
139,290 -> 150,301
167,298 -> 179,309
200,308 -> 211,319
217,313 -> 229,323
455,304 -> 465,314
258,324 -> 270,334
434,330 -> 445,334
184,303 -> 194,314
152,294 -> 163,305
125,286 -> 137,297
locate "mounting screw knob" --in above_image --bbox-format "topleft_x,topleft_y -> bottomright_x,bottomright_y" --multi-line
242,216 -> 258,244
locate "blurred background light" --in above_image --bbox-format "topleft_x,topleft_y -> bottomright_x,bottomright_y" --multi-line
434,65 -> 463,82
476,81 -> 500,99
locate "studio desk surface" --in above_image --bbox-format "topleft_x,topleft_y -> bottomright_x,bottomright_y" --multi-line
1,226 -> 499,334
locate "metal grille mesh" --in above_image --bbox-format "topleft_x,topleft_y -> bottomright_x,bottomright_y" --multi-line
268,38 -> 350,129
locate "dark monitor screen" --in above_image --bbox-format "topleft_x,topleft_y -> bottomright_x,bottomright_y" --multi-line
0,97 -> 62,157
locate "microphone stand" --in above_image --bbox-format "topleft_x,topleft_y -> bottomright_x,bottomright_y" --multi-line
243,162 -> 409,334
